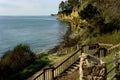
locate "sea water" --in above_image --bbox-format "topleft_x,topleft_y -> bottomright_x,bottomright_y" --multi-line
0,16 -> 68,57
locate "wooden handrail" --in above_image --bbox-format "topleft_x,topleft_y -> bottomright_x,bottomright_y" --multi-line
98,43 -> 113,47
55,48 -> 82,69
33,71 -> 44,80
107,43 -> 120,51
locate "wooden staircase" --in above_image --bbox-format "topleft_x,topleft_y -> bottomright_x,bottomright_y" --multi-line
58,58 -> 80,77
33,47 -> 81,80
56,59 -> 80,80
33,43 -> 120,80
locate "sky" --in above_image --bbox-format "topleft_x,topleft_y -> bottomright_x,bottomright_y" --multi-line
0,0 -> 66,16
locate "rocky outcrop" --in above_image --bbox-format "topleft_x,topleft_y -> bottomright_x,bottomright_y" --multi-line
57,12 -> 72,20
57,7 -> 79,21
57,6 -> 89,31
79,53 -> 106,80
57,4 -> 90,47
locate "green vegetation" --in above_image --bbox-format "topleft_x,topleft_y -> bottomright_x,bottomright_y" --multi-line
63,35 -> 80,47
58,0 -> 120,79
58,0 -> 79,14
59,0 -> 120,35
80,0 -> 120,34
0,44 -> 34,80
11,53 -> 50,80
89,31 -> 120,44
0,44 -> 50,80
59,0 -> 120,45
79,4 -> 99,20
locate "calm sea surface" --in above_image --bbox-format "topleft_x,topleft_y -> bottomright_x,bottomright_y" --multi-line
0,16 -> 68,57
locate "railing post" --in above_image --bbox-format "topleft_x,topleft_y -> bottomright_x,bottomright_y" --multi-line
99,48 -> 107,58
103,48 -> 107,57
49,64 -> 54,80
52,67 -> 54,80
82,45 -> 89,54
104,63 -> 107,80
43,69 -> 46,80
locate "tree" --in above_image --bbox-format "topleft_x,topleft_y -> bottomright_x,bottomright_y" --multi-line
59,1 -> 65,12
68,0 -> 79,8
79,4 -> 100,19
59,0 -> 79,12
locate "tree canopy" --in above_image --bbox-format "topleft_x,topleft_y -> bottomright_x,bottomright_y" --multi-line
59,0 -> 80,12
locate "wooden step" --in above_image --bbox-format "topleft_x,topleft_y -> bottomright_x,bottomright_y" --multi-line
57,58 -> 80,79
72,63 -> 79,67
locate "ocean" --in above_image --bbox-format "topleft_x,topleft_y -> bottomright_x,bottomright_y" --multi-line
0,16 -> 68,57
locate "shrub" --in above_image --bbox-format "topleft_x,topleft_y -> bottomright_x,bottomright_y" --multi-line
0,44 -> 35,79
63,36 -> 80,47
11,53 -> 50,80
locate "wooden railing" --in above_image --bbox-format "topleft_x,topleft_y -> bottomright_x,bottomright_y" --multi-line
33,43 -> 120,80
33,48 -> 82,80
82,43 -> 120,80
107,43 -> 120,53
106,44 -> 120,80
98,43 -> 113,47
92,43 -> 120,80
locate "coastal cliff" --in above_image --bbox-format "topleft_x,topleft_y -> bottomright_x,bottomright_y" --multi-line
56,1 -> 120,79
57,0 -> 90,47
57,0 -> 120,45
57,7 -> 79,20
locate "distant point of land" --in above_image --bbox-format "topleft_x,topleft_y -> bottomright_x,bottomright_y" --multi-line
51,14 -> 57,16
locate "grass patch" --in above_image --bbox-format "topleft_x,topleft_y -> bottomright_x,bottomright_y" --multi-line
56,53 -> 66,57
48,50 -> 76,66
89,31 -> 120,44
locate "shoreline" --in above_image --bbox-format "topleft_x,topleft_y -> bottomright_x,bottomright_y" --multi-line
48,21 -> 72,53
